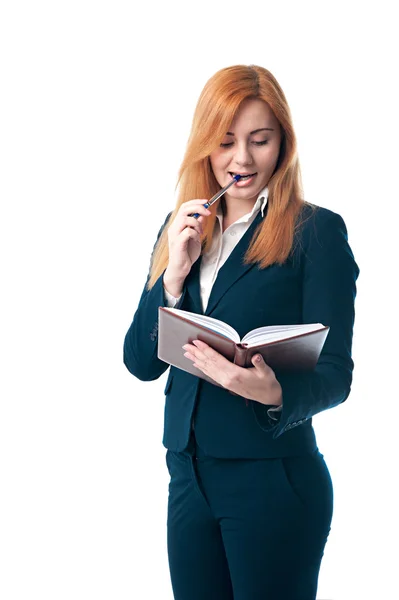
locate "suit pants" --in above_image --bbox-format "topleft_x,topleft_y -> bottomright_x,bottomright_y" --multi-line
166,432 -> 333,600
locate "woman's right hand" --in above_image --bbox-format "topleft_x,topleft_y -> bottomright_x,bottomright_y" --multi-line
164,200 -> 212,286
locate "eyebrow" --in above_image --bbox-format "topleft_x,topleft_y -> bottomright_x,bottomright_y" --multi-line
225,128 -> 274,136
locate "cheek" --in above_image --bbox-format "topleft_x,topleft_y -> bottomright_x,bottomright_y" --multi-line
259,147 -> 280,171
209,154 -> 217,173
210,152 -> 227,174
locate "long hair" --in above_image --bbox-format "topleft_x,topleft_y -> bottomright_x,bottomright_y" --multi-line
146,64 -> 313,290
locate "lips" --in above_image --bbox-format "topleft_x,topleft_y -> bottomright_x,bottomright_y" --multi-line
229,171 -> 257,180
228,171 -> 257,187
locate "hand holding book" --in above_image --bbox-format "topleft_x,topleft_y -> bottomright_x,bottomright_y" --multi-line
182,338 -> 284,406
158,307 -> 330,391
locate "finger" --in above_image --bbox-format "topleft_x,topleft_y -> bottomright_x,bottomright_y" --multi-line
181,204 -> 212,218
251,353 -> 273,375
196,215 -> 207,226
179,216 -> 205,232
186,216 -> 204,235
191,339 -> 214,356
179,227 -> 201,247
182,199 -> 211,207
183,342 -> 207,361
175,215 -> 204,237
189,342 -> 211,362
191,340 -> 229,370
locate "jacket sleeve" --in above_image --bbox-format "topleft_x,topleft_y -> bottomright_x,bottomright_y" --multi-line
253,209 -> 360,438
123,212 -> 187,381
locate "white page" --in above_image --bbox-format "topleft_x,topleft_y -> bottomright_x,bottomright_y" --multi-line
242,323 -> 325,346
163,308 -> 240,342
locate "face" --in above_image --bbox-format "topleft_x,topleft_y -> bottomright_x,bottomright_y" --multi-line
209,98 -> 282,204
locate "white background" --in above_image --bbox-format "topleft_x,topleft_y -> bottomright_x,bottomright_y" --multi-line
1,1 -> 398,599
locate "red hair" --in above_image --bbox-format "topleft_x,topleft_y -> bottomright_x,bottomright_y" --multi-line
147,64 -> 313,289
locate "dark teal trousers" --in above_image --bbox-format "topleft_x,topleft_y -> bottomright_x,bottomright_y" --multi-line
166,433 -> 333,600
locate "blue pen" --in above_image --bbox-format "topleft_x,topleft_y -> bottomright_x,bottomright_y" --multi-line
189,174 -> 242,218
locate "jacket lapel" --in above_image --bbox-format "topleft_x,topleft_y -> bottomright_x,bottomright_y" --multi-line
205,210 -> 265,316
185,253 -> 204,314
185,208 -> 266,316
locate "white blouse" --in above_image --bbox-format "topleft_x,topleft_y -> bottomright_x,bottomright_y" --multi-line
163,185 -> 282,418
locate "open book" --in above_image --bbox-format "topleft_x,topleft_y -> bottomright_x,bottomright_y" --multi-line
158,307 -> 329,386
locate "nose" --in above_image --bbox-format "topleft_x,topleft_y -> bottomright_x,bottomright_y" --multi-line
232,142 -> 254,168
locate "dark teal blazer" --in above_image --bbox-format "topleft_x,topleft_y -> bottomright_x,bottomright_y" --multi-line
123,204 -> 359,458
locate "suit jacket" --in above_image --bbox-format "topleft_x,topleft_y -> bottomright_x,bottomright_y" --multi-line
123,203 -> 359,458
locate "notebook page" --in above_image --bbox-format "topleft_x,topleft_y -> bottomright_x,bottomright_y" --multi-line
242,323 -> 325,346
163,308 -> 240,343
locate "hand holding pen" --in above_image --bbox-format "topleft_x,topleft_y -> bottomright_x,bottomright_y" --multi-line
163,175 -> 242,297
188,174 -> 242,218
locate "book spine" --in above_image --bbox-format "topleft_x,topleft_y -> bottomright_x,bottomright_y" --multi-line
233,344 -> 250,406
234,344 -> 248,367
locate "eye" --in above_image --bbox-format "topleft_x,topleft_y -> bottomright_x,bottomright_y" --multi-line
219,140 -> 269,148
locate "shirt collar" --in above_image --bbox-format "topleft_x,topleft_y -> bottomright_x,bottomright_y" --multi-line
216,185 -> 269,223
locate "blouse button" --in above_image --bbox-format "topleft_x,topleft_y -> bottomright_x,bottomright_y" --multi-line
229,230 -> 237,236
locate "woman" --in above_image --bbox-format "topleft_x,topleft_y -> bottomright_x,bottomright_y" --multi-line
123,64 -> 359,600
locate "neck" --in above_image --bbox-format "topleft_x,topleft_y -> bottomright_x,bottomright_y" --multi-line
221,194 -> 257,223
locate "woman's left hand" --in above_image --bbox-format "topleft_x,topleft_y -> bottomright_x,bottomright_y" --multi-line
183,339 -> 283,406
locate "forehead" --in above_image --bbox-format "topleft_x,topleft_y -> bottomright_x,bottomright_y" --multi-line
229,98 -> 276,130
